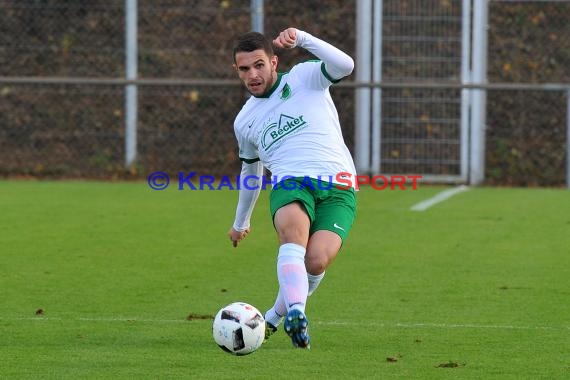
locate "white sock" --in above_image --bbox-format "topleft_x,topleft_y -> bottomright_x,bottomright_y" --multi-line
277,243 -> 308,313
308,271 -> 325,296
264,290 -> 286,327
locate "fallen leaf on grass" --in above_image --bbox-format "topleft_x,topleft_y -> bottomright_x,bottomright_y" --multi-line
436,361 -> 465,368
186,313 -> 214,321
386,354 -> 402,362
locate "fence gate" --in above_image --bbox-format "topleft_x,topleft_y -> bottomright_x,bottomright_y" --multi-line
355,0 -> 485,183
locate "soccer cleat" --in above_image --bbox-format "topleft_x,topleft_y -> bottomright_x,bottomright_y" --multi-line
264,322 -> 277,341
283,309 -> 310,349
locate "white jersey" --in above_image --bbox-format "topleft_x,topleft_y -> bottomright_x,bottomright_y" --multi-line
234,60 -> 356,185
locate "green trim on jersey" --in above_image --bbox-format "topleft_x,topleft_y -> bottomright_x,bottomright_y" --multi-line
300,59 -> 341,83
255,73 -> 284,99
320,62 -> 341,84
239,157 -> 260,164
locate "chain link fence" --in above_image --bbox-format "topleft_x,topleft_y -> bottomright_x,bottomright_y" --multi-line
487,0 -> 570,186
0,0 -> 568,186
380,0 -> 463,179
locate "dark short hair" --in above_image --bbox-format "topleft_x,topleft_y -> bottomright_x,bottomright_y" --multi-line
233,32 -> 274,63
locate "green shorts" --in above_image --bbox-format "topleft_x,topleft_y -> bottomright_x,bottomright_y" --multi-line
270,176 -> 357,242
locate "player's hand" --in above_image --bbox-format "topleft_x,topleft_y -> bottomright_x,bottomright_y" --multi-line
228,227 -> 250,248
273,28 -> 297,49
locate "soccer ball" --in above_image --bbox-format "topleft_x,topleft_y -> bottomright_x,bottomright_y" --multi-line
212,302 -> 265,355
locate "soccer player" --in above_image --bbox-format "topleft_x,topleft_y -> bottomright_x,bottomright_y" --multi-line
227,27 -> 357,349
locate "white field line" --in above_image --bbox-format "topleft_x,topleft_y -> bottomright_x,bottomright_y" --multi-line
1,316 -> 568,331
411,185 -> 470,211
316,321 -> 567,331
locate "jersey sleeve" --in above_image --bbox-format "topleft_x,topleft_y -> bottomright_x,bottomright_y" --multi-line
232,160 -> 263,231
292,29 -> 354,90
290,61 -> 336,91
235,128 -> 260,164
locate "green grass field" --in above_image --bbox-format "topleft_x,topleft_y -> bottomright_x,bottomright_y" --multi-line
1,180 -> 569,379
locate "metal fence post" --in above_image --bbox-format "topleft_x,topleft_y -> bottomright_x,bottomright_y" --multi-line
355,0 -> 372,175
125,0 -> 138,168
460,0 -> 472,183
251,0 -> 264,33
371,0 -> 383,175
469,0 -> 489,185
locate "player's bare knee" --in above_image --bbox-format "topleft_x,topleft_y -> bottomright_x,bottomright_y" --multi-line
305,255 -> 329,275
274,203 -> 310,245
277,226 -> 308,246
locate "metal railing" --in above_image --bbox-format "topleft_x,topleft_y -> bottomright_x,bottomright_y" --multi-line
0,0 -> 568,187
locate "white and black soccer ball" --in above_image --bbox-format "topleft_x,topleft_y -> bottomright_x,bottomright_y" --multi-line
212,302 -> 265,355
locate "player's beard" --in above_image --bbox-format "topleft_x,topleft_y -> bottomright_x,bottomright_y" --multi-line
248,71 -> 276,97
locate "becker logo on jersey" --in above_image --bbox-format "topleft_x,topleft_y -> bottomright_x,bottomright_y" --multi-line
261,113 -> 308,151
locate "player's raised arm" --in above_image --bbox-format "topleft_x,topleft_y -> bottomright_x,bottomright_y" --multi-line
228,160 -> 263,247
273,27 -> 354,81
